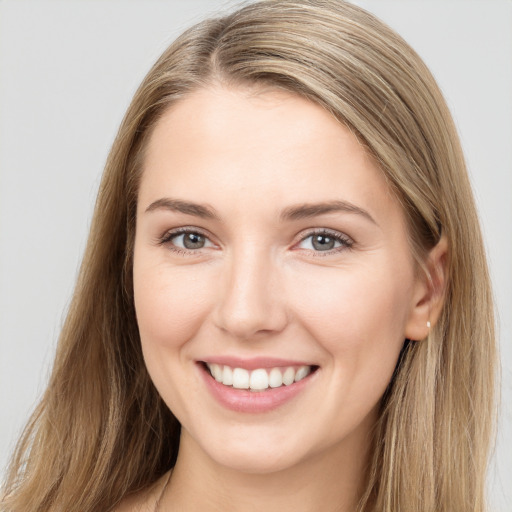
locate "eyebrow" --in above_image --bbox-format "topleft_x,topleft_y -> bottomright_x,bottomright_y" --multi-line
145,198 -> 219,219
280,200 -> 377,225
144,197 -> 377,225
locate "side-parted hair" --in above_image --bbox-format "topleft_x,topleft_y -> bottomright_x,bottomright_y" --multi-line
1,1 -> 496,511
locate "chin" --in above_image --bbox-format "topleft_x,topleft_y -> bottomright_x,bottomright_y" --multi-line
210,446 -> 305,475
182,425 -> 312,475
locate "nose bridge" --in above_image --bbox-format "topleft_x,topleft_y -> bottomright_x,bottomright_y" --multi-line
214,242 -> 287,339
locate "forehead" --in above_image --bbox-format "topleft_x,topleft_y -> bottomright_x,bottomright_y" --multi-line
139,84 -> 400,227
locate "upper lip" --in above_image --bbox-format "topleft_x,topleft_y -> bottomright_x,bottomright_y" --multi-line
199,356 -> 316,371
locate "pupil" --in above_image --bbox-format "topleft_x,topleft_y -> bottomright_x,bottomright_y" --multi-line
183,233 -> 205,249
312,235 -> 335,251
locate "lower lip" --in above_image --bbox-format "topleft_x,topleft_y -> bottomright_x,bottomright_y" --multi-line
198,363 -> 317,413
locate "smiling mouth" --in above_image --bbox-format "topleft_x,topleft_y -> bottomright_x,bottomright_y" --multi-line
203,362 -> 319,392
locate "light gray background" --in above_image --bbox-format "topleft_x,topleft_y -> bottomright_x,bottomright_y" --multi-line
0,0 -> 510,509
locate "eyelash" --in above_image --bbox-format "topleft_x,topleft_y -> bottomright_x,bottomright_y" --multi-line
158,227 -> 354,256
158,227 -> 215,257
294,228 -> 354,256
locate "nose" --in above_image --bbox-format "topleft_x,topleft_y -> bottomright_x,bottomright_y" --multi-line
213,248 -> 288,340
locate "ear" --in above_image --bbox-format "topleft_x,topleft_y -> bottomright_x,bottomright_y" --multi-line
404,236 -> 448,341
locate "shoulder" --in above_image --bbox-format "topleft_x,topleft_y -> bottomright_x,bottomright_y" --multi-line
113,471 -> 171,512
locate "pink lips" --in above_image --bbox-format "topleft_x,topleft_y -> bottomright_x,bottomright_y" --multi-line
197,357 -> 318,413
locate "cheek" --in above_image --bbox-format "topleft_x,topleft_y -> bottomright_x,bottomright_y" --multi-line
293,263 -> 412,336
133,261 -> 216,416
133,263 -> 213,354
288,260 -> 414,384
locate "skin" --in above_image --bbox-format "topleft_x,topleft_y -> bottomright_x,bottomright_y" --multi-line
127,85 -> 445,512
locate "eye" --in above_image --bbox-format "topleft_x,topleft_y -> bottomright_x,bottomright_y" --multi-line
159,228 -> 215,252
174,232 -> 208,250
296,230 -> 353,253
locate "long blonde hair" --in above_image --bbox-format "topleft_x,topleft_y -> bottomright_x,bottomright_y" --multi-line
2,1 -> 496,511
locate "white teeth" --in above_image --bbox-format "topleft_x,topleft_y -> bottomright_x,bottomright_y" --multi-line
295,365 -> 311,382
206,363 -> 313,391
282,367 -> 295,386
232,368 -> 250,389
210,363 -> 223,382
222,365 -> 233,386
249,369 -> 269,390
268,367 -> 283,388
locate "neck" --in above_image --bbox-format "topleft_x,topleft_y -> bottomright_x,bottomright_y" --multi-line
160,426 -> 373,512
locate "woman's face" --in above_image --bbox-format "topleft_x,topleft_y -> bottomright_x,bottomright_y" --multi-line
133,85 -> 430,474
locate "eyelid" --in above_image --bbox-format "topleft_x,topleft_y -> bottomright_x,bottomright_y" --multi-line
156,226 -> 353,256
158,226 -> 218,252
293,228 -> 354,255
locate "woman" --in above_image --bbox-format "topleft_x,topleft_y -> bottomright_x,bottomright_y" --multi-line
1,1 -> 497,511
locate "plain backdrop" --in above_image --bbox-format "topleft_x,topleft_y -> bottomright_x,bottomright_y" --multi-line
0,0 -> 511,509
